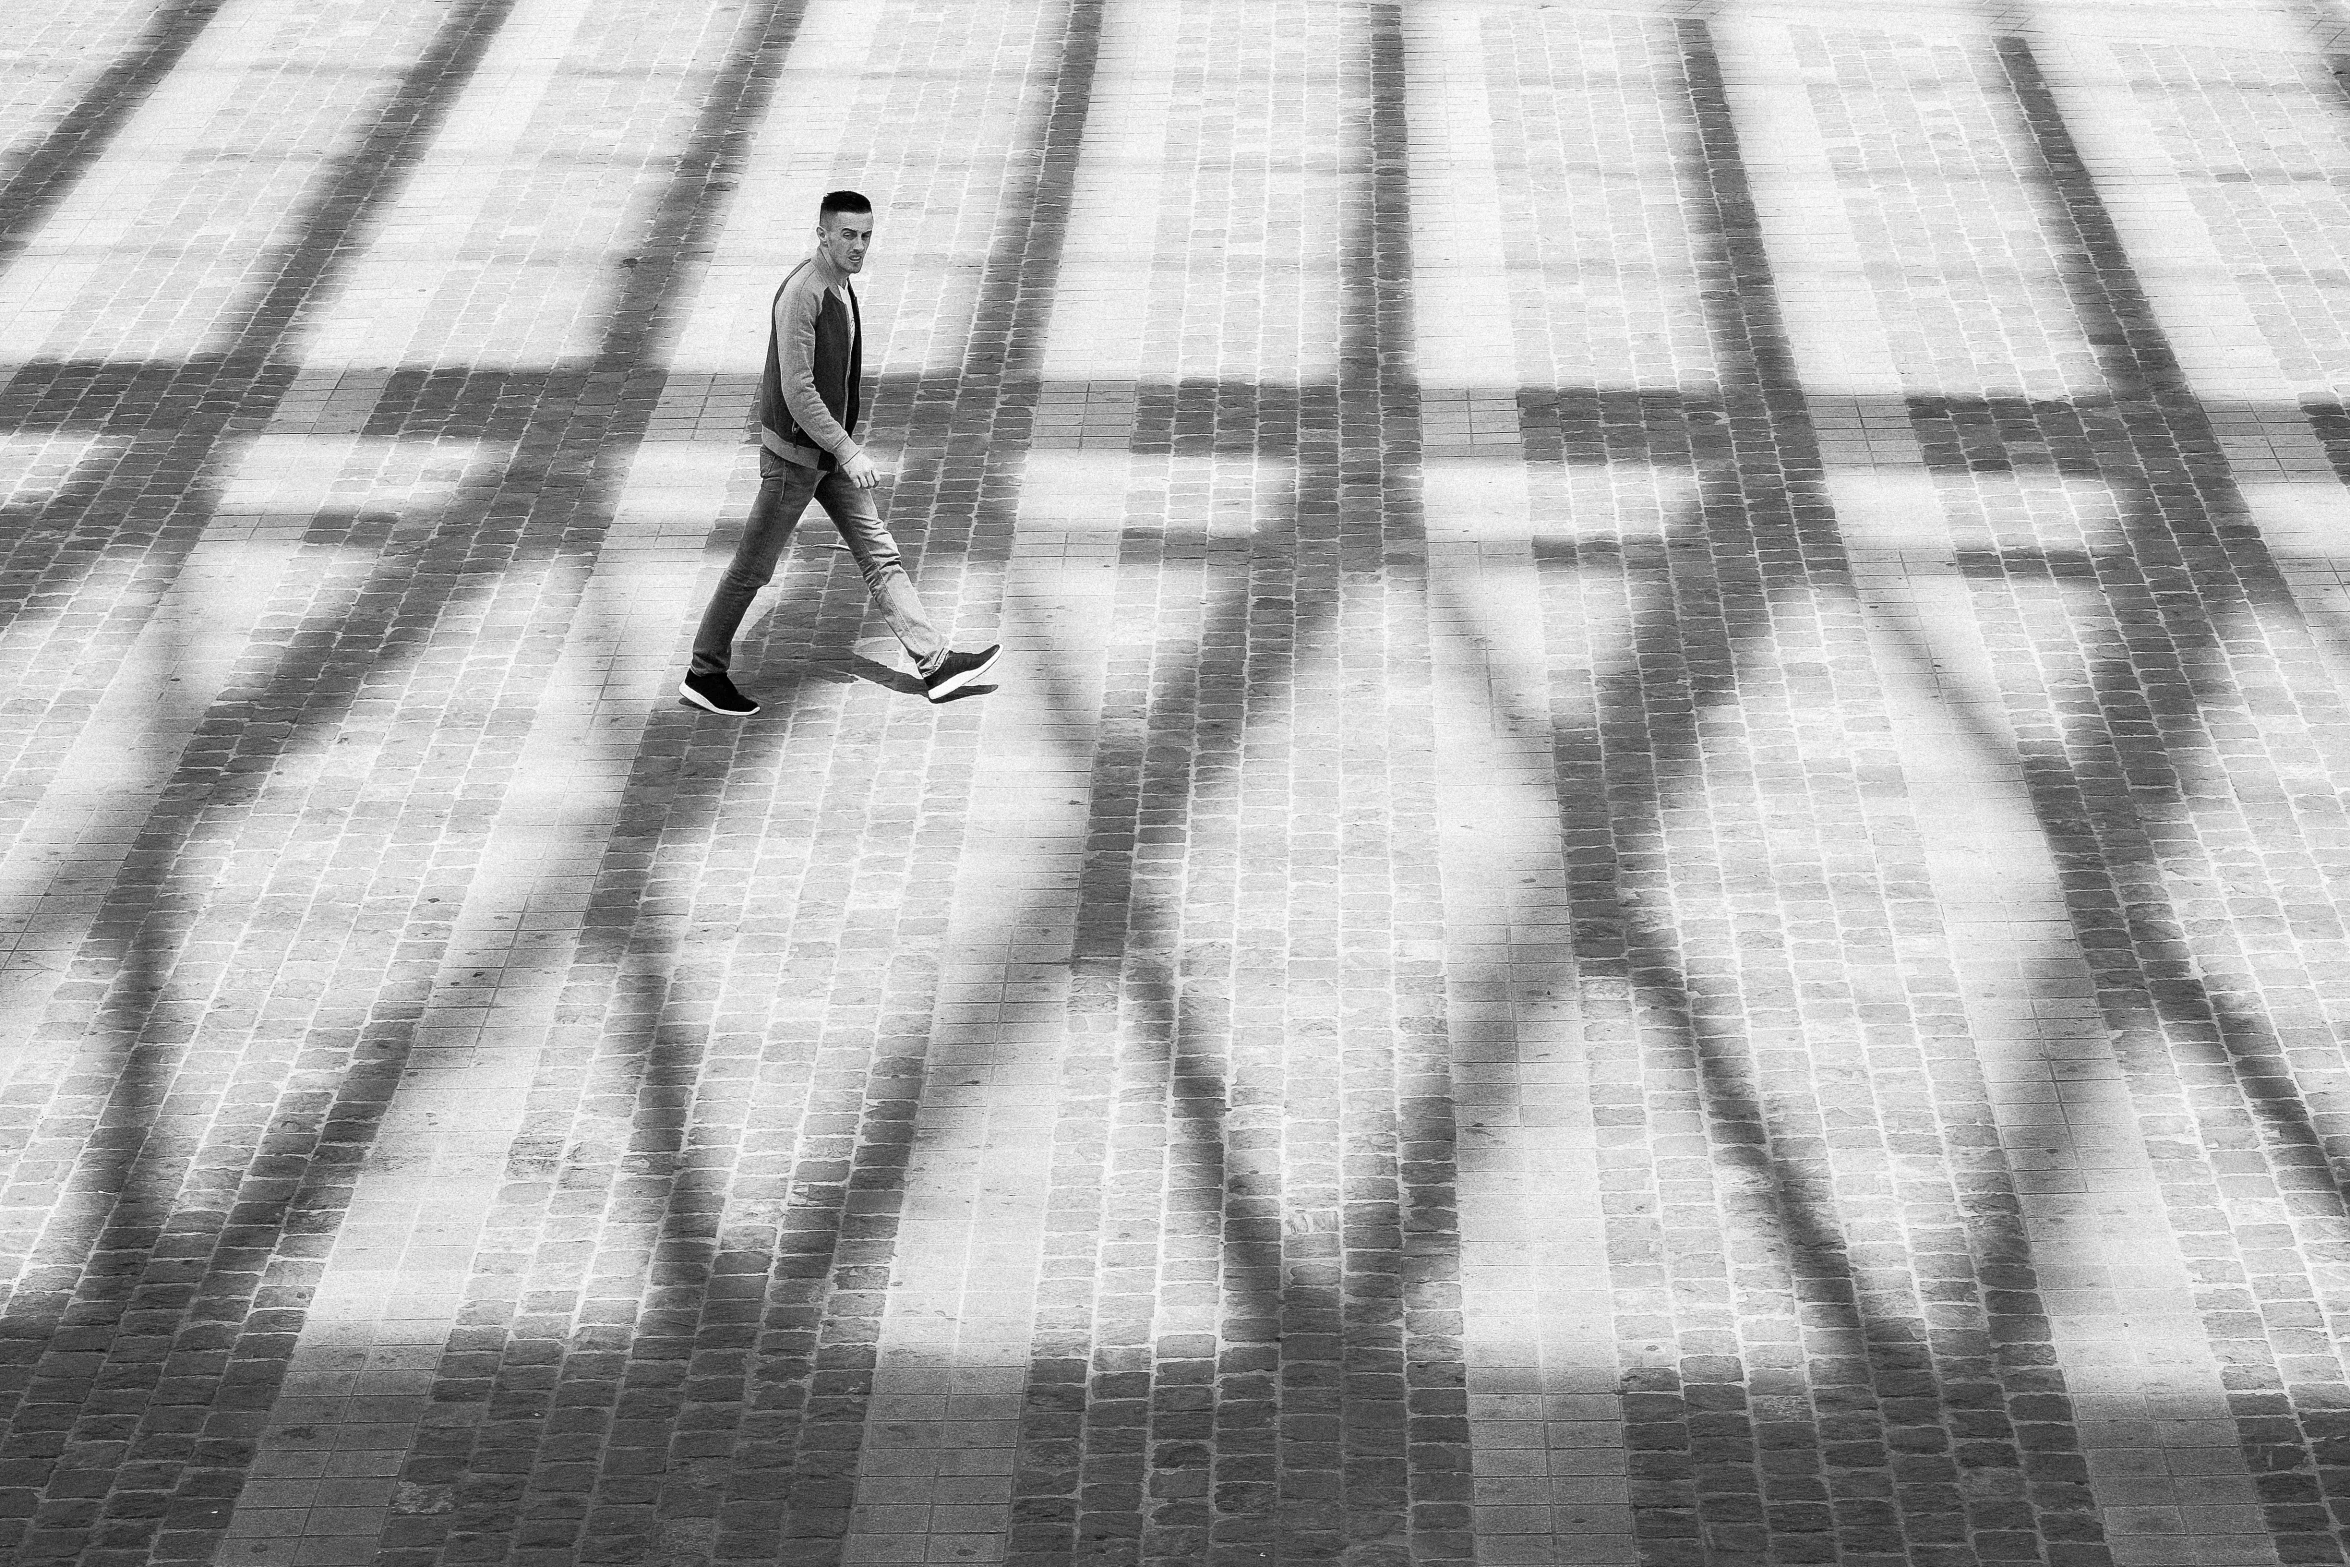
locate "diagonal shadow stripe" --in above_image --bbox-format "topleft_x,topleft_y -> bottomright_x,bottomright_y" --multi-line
0,0 -> 858,1314
368,5 -> 1122,1564
0,0 -> 537,769
0,0 -> 233,263
1975,29 -> 2350,1556
757,6 -> 1115,1561
990,10 -> 1460,1565
1991,29 -> 2350,1201
0,2 -> 852,1560
0,6 -> 2340,1559
326,6 -> 2350,1559
1002,453 -> 1307,1567
983,11 -> 2098,1558
0,0 -> 534,1348
1513,19 -> 2115,1562
0,0 -> 547,1080
204,0 -> 887,1554
413,6 -> 1457,1559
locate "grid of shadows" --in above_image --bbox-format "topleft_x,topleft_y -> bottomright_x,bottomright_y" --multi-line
1498,19 -> 2115,1563
372,4 -> 1121,1564
0,0 -> 843,1561
366,6 -> 1468,1564
1,3 -> 2348,1566
759,6 -> 1118,1561
0,1 -> 539,1556
1959,30 -> 2350,1553
987,10 -> 1465,1566
1000,441 -> 1315,1567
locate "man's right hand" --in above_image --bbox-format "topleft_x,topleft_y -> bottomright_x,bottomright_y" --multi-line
841,451 -> 881,489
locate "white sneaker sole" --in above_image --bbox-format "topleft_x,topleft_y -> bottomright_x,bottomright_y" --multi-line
923,646 -> 1002,702
679,680 -> 759,716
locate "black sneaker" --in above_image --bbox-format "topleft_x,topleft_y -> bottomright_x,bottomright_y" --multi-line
679,670 -> 760,716
921,644 -> 1001,703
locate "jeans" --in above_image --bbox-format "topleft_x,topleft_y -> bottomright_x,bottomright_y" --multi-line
689,454 -> 945,678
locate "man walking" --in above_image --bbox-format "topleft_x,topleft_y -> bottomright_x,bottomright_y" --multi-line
680,190 -> 999,715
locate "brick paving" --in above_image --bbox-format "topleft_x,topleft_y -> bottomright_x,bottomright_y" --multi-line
6,0 -> 2350,1563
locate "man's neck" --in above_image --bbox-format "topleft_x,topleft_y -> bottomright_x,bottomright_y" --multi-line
811,249 -> 850,290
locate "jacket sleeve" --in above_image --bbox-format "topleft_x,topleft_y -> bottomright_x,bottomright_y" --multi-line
775,279 -> 861,462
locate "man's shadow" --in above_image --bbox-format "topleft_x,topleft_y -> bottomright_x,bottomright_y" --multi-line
841,652 -> 993,702
802,530 -> 996,700
711,529 -> 997,701
670,655 -> 989,704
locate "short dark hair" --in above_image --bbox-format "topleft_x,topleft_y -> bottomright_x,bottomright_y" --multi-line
819,190 -> 872,223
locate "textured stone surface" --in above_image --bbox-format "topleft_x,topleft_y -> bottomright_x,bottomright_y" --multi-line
3,1 -> 2350,1564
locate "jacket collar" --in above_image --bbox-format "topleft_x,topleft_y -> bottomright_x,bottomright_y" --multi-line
810,247 -> 852,292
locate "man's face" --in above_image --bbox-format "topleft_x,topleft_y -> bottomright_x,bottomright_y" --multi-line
818,210 -> 873,274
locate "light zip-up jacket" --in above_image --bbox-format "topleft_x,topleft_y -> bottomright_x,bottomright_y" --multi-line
757,251 -> 862,471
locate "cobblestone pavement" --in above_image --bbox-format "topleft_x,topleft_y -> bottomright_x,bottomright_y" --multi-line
6,0 -> 2350,1563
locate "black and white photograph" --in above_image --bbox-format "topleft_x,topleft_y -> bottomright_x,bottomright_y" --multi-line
1,0 -> 2346,1563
